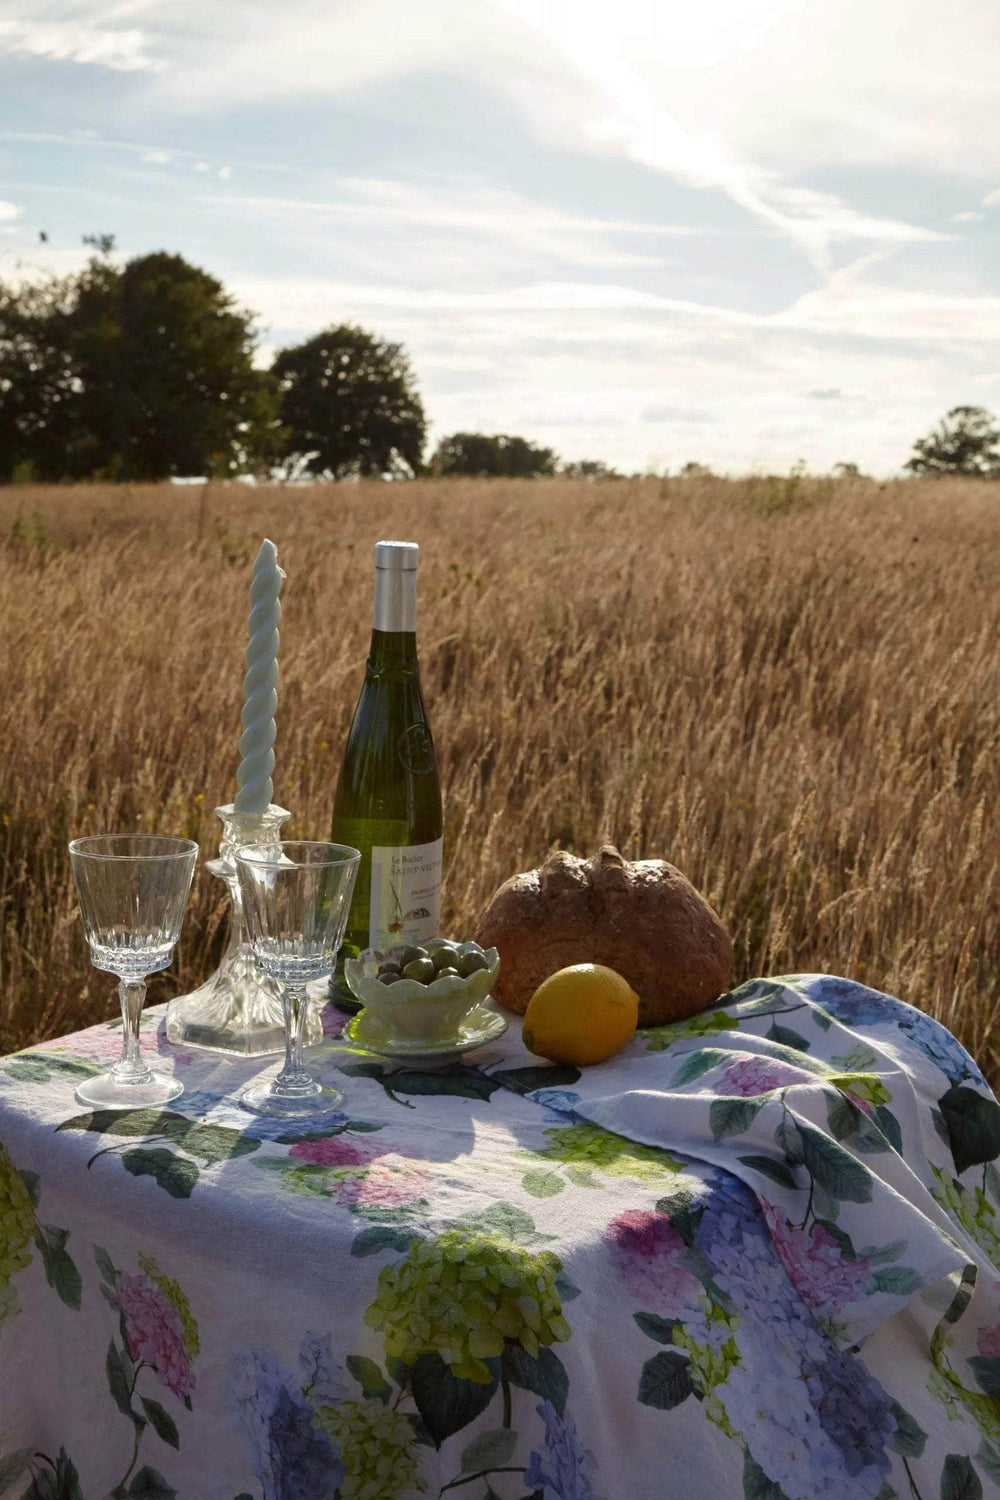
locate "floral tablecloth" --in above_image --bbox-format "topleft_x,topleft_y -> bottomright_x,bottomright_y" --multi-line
3,973 -> 1000,1500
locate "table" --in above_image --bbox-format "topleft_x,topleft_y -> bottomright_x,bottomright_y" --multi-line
2,973 -> 1000,1500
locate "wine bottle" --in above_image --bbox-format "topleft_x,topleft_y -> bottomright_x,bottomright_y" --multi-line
329,540 -> 443,1011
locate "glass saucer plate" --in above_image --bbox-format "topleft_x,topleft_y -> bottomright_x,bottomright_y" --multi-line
343,1004 -> 508,1061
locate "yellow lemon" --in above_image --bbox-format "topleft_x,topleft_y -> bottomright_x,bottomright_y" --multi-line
522,964 -> 639,1066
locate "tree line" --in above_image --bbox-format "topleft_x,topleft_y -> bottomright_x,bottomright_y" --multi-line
1,242 -> 997,483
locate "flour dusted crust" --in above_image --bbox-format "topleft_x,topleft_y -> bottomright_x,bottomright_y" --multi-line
473,845 -> 732,1027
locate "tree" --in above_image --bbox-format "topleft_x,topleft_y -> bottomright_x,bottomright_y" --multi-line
832,461 -> 864,479
0,251 -> 278,481
271,325 -> 426,479
560,459 -> 622,480
433,432 -> 558,478
905,406 -> 1000,478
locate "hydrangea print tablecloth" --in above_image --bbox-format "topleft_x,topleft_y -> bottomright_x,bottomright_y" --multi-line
3,973 -> 1000,1500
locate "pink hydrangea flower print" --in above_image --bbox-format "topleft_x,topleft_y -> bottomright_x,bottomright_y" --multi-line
717,1055 -> 816,1096
289,1136 -> 374,1169
331,1159 -> 432,1209
606,1210 -> 701,1317
115,1272 -> 195,1400
978,1322 -> 1000,1358
761,1202 -> 872,1314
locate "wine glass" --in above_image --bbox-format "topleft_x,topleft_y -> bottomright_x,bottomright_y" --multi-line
69,835 -> 199,1109
235,840 -> 359,1119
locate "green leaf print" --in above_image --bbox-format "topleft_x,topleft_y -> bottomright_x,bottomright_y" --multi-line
976,1437 -> 1000,1483
461,1427 -> 518,1472
742,1450 -> 791,1499
107,1339 -> 143,1425
710,1098 -> 765,1141
0,1449 -> 33,1491
17,1169 -> 40,1208
20,1446 -> 85,1500
346,1354 -> 392,1403
125,1466 -> 177,1499
767,1022 -> 809,1052
633,1312 -> 678,1344
797,1123 -> 873,1203
522,1170 -> 565,1198
34,1225 -> 82,1309
57,1110 -> 260,1166
968,1357 -> 1000,1398
502,1344 -> 569,1416
640,1010 -> 733,1050
494,1065 -> 582,1095
140,1397 -> 180,1449
671,1049 -> 732,1087
637,1350 -> 694,1410
121,1149 -> 199,1200
872,1266 -> 922,1296
94,1244 -> 117,1286
350,1224 -> 421,1257
938,1087 -> 1000,1176
940,1453 -> 983,1500
409,1352 -> 500,1446
738,1155 -> 799,1190
2,1054 -> 103,1083
888,1399 -> 928,1458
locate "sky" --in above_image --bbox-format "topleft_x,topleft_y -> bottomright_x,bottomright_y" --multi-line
1,1 -> 999,476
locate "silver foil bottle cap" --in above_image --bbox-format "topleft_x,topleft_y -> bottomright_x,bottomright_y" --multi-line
375,540 -> 419,570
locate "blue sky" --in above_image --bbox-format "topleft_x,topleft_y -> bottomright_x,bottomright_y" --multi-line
1,0 -> 998,475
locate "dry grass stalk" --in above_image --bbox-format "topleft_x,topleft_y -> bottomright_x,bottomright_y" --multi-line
1,474 -> 999,1081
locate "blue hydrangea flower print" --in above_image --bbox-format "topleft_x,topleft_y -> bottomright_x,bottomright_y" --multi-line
530,1088 -> 583,1123
231,1347 -> 343,1500
693,1173 -> 894,1499
802,977 -> 984,1085
524,1401 -> 599,1500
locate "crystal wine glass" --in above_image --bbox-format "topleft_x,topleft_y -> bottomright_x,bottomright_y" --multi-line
235,840 -> 359,1119
69,835 -> 199,1109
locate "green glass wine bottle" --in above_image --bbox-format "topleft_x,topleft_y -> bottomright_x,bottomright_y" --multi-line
329,540 -> 443,1012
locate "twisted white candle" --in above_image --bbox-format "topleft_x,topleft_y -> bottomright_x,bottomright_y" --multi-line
234,539 -> 285,815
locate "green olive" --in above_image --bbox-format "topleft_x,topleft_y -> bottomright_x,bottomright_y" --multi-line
377,961 -> 402,976
395,944 -> 428,967
434,965 -> 460,980
457,951 -> 489,977
431,944 -> 461,972
402,957 -> 436,983
378,971 -> 404,985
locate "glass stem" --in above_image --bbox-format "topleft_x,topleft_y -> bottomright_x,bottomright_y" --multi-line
114,979 -> 151,1083
274,986 -> 312,1095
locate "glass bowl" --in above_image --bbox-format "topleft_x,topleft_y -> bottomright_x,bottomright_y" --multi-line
344,940 -> 501,1043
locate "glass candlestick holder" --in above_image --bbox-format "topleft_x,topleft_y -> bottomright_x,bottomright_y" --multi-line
165,803 -> 323,1056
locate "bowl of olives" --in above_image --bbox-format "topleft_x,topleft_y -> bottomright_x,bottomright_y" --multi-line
344,939 -> 501,1043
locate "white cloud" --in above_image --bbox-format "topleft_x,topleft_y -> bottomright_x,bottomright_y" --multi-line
952,211 -> 985,223
217,165 -> 231,180
0,201 -> 22,221
0,18 -> 161,71
141,148 -> 172,164
982,188 -> 1000,208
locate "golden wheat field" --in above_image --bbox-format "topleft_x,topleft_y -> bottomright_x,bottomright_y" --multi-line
1,473 -> 999,1080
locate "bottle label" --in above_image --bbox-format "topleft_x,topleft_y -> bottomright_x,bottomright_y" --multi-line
369,838 -> 443,951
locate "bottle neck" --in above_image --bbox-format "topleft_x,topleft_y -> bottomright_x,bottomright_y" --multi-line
369,567 -> 418,672
373,566 -> 416,633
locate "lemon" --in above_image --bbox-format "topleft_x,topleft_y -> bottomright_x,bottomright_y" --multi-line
522,964 -> 639,1066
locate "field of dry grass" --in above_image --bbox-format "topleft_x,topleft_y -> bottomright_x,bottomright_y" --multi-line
1,472 -> 999,1080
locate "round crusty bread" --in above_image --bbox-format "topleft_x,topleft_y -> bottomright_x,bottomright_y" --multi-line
473,844 -> 732,1028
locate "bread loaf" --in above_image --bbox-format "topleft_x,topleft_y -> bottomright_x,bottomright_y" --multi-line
474,845 -> 732,1027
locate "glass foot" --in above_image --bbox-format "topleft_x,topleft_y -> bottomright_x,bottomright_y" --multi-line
240,1079 -> 345,1119
75,1071 -> 183,1110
